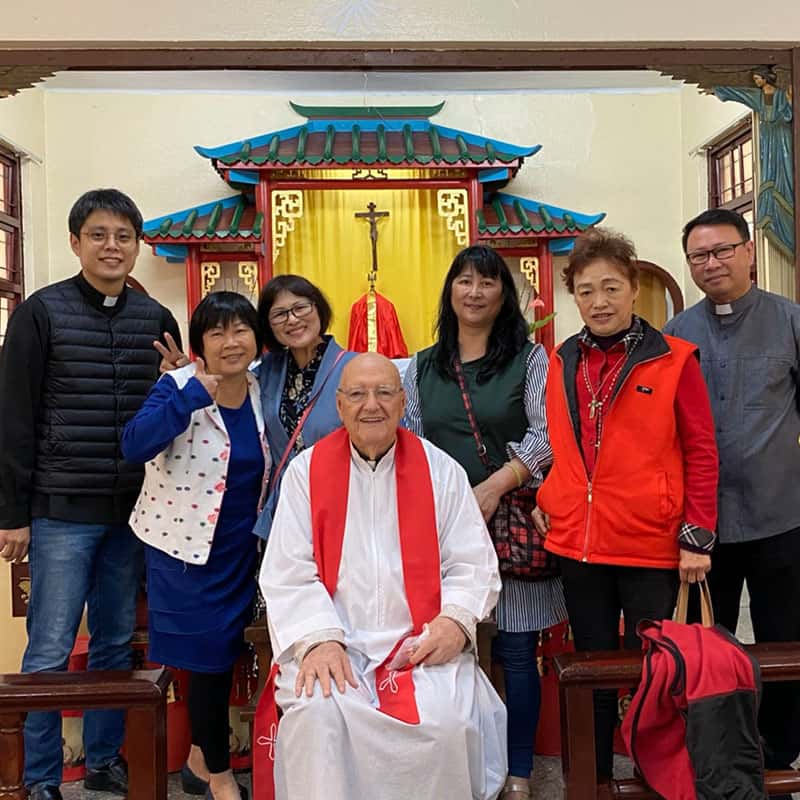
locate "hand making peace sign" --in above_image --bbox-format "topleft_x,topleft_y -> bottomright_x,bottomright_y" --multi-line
153,332 -> 190,373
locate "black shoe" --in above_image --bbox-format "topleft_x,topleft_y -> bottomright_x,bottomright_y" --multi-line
84,756 -> 128,796
182,763 -> 210,795
28,787 -> 63,800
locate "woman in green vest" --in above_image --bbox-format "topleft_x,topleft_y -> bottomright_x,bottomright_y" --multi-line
403,245 -> 566,800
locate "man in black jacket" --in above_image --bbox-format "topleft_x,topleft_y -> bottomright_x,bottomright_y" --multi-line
0,189 -> 181,800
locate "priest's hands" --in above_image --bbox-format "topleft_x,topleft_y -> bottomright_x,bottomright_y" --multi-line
296,641 -> 359,698
408,616 -> 466,667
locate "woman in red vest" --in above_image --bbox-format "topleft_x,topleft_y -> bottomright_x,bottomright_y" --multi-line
532,229 -> 719,781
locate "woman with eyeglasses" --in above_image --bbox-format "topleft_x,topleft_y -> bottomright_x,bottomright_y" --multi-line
251,275 -> 355,540
403,245 -> 566,800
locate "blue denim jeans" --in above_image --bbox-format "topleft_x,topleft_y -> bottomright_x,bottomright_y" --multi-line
22,518 -> 143,789
492,629 -> 541,779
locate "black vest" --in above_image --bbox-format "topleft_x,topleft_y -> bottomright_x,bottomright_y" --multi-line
33,278 -> 165,496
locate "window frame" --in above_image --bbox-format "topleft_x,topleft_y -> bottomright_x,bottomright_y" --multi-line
707,119 -> 754,216
706,118 -> 756,281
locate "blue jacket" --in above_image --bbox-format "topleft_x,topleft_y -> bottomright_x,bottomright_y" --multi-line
253,336 -> 355,539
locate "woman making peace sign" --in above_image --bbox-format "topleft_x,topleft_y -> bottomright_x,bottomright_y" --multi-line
123,292 -> 270,800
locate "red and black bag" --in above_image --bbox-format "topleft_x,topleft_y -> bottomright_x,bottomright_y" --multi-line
622,582 -> 766,800
453,357 -> 558,582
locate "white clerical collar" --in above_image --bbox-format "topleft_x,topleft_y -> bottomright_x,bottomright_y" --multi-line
103,295 -> 119,307
714,303 -> 733,315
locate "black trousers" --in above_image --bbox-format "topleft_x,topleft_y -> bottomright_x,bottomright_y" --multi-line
559,557 -> 679,778
187,669 -> 234,774
701,528 -> 800,770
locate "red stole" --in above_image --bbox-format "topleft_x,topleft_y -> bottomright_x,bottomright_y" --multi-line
253,427 -> 441,800
347,291 -> 409,358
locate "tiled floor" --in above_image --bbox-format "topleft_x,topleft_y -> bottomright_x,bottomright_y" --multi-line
54,597 -> 799,799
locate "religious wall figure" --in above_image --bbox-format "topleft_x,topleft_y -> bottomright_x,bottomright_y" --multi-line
714,66 -> 794,257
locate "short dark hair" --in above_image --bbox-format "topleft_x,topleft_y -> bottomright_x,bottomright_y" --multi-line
562,228 -> 638,294
257,274 -> 332,352
189,291 -> 262,360
434,245 -> 529,384
68,189 -> 144,239
682,208 -> 751,253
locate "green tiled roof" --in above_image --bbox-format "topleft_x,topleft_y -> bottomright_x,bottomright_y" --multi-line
477,193 -> 606,236
196,119 -> 539,170
143,194 -> 263,242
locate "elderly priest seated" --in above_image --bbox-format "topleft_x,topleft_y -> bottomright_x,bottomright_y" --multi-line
259,353 -> 507,800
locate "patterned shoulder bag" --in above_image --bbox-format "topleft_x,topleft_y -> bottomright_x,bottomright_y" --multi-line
452,357 -> 558,582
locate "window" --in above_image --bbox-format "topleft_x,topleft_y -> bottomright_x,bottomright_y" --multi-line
707,119 -> 755,279
0,144 -> 23,345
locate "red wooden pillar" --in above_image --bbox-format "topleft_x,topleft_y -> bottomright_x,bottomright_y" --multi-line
256,175 -> 273,289
538,244 -> 556,353
467,178 -> 481,245
185,247 -> 201,321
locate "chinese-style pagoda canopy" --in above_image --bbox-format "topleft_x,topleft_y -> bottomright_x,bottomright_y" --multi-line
143,188 -> 604,259
478,192 -> 605,237
142,193 -> 261,261
195,101 -> 541,184
144,194 -> 262,241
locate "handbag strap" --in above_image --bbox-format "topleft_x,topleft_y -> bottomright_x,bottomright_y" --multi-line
674,579 -> 715,628
268,349 -> 346,494
452,356 -> 492,471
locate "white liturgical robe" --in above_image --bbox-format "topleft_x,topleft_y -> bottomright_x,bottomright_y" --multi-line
260,436 -> 507,800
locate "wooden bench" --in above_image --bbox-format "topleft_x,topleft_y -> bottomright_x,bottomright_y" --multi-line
555,643 -> 800,799
0,668 -> 171,800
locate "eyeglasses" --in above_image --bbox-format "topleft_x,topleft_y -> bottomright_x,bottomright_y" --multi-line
81,229 -> 137,247
337,386 -> 403,404
686,241 -> 747,266
268,301 -> 315,326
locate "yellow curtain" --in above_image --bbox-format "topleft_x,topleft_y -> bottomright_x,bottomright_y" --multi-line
273,188 -> 461,354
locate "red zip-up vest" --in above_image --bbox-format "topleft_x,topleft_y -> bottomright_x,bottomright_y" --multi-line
538,333 -> 697,569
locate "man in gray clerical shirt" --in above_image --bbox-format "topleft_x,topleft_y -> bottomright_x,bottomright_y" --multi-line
664,207 -> 800,782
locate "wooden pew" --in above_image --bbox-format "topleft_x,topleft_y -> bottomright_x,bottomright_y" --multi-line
555,643 -> 800,799
0,668 -> 171,800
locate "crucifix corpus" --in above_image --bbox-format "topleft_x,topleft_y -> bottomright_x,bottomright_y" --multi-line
354,201 -> 390,288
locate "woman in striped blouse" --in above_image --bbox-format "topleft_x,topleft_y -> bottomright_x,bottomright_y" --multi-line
403,245 -> 566,800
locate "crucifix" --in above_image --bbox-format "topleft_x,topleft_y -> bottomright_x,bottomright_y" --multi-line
354,202 -> 390,285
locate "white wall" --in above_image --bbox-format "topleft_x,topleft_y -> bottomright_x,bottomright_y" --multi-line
1,0 -> 799,42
